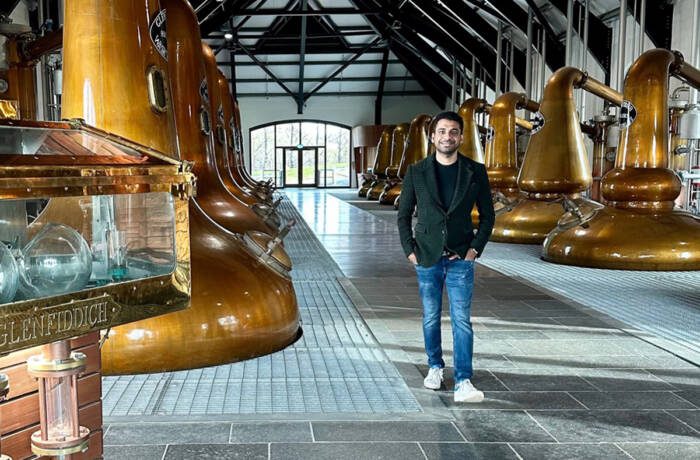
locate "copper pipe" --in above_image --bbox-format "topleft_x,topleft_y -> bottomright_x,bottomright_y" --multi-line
22,28 -> 63,61
580,74 -> 624,106
675,57 -> 700,89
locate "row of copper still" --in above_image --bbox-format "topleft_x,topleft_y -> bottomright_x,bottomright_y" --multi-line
359,48 -> 700,271
56,0 -> 301,373
470,49 -> 700,270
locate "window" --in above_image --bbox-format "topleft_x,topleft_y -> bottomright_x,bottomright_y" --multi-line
250,120 -> 351,188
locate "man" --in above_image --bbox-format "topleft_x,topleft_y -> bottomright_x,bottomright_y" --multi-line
397,111 -> 495,403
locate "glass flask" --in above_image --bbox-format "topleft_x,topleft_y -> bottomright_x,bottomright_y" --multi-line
0,243 -> 19,302
18,223 -> 92,298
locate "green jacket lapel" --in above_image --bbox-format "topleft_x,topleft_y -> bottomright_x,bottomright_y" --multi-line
422,155 -> 442,207
446,155 -> 473,214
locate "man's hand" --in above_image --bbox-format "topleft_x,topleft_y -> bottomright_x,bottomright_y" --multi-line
408,253 -> 418,265
465,248 -> 478,261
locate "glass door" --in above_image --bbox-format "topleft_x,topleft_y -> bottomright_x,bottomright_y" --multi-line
284,148 -> 317,187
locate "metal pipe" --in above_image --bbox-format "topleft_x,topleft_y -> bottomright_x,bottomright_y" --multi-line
691,0 -> 700,104
617,0 -> 627,88
540,27 -> 547,98
580,74 -> 624,106
632,0 -> 638,60
676,59 -> 700,90
581,0 -> 589,120
565,0 -> 574,66
471,55 -> 477,97
525,7 -> 533,99
639,0 -> 647,55
495,21 -> 502,97
452,59 -> 457,110
508,36 -> 514,92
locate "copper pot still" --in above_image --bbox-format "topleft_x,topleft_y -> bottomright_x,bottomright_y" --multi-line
378,122 -> 409,205
359,125 -> 394,197
61,0 -> 300,373
543,49 -> 700,270
492,68 -> 622,244
384,115 -> 431,208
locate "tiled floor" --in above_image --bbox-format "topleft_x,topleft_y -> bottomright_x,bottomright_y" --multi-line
103,189 -> 699,459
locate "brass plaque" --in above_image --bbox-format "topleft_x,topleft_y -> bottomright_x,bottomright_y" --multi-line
0,295 -> 123,354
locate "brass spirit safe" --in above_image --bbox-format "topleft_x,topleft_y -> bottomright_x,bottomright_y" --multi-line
0,118 -> 194,355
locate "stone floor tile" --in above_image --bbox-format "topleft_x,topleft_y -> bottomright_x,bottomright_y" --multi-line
270,442 -> 425,459
451,410 -> 555,442
490,369 -> 597,391
103,445 -> 167,459
676,390 -> 700,407
667,409 -> 700,431
575,369 -> 675,391
511,442 -> 629,459
104,422 -> 231,445
229,422 -> 313,443
311,421 -> 463,442
164,444 -> 268,459
569,391 -> 696,410
616,442 -> 700,459
420,442 -> 518,459
528,410 -> 700,442
442,391 -> 585,410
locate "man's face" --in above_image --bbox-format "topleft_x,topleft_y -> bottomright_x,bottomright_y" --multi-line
431,119 -> 463,156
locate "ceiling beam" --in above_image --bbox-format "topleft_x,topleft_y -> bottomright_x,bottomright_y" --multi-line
237,41 -> 296,98
236,7 -> 379,16
237,91 -> 426,97
232,59 -> 401,66
375,47 -> 390,124
304,37 -> 384,102
297,0 -> 308,113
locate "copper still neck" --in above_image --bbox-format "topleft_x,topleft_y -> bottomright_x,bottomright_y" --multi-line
518,67 -> 621,198
484,92 -> 538,195
458,98 -> 488,163
399,114 -> 431,176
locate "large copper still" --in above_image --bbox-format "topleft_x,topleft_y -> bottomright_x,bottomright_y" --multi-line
494,68 -> 622,244
383,114 -> 432,208
367,123 -> 400,200
358,126 -> 394,197
378,123 -> 410,205
193,45 -> 279,234
61,0 -> 300,373
543,49 -> 700,270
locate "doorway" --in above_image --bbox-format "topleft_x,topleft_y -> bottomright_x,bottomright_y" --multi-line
284,147 -> 317,187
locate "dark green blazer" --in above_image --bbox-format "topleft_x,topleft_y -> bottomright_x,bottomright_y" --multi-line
397,154 -> 495,267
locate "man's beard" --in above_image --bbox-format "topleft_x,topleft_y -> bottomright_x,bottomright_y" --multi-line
436,144 -> 459,156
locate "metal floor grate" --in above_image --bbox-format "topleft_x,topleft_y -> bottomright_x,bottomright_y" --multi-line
479,242 -> 700,358
102,194 -> 421,418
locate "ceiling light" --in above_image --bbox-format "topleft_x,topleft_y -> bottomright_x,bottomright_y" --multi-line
224,32 -> 233,40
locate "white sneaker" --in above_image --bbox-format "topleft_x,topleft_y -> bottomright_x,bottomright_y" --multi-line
423,367 -> 444,390
454,379 -> 484,403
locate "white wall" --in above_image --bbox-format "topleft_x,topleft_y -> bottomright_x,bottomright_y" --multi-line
238,93 -> 441,167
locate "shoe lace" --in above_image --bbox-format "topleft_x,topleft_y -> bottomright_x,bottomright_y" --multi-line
455,380 -> 474,392
429,368 -> 443,380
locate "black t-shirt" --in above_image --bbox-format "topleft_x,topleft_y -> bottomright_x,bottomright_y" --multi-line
435,161 -> 458,210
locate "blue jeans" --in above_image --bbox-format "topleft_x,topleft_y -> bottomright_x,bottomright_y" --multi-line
415,257 -> 475,382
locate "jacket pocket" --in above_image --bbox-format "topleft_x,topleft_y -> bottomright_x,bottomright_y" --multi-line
414,222 -> 427,233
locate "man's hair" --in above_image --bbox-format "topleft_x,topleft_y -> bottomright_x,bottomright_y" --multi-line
430,111 -> 463,134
